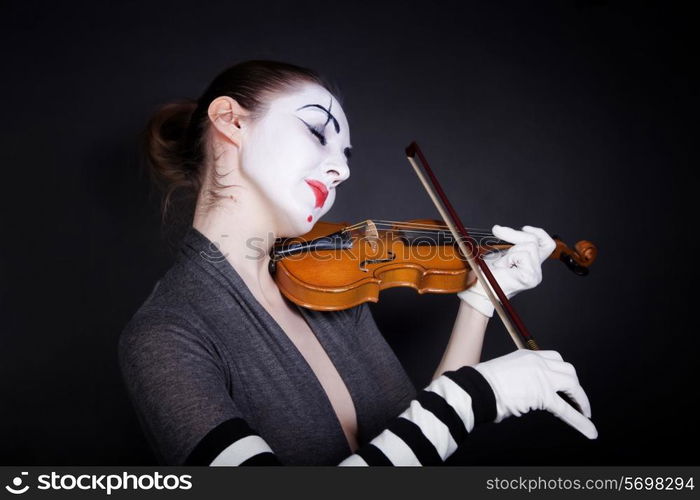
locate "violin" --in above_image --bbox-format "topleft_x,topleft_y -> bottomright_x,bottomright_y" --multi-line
269,218 -> 597,312
269,141 -> 597,355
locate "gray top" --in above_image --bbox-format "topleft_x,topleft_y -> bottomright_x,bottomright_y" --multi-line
118,226 -> 418,465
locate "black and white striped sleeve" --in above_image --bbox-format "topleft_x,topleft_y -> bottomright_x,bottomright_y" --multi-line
184,417 -> 282,466
183,365 -> 496,466
338,365 -> 496,466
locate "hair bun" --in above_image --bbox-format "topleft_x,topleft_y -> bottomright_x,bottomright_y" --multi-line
142,99 -> 199,218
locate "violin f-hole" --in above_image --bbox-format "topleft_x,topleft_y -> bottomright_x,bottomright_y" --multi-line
359,251 -> 396,272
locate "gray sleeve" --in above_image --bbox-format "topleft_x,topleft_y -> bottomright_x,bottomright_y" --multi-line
118,311 -> 242,465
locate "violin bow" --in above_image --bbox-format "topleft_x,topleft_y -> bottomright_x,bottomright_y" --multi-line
405,141 -> 538,351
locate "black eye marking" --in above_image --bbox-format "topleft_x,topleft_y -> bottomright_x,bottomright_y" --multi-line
296,97 -> 341,134
297,117 -> 326,145
344,147 -> 352,161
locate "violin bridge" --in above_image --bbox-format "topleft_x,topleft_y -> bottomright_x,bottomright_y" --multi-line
364,220 -> 379,252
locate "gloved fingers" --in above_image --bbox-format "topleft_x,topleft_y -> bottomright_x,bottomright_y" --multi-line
547,370 -> 593,419
491,225 -> 540,246
541,358 -> 577,378
521,225 -> 557,263
501,247 -> 542,290
511,241 -> 542,266
547,394 -> 598,440
491,241 -> 538,269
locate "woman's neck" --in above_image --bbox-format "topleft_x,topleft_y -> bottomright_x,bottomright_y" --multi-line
192,196 -> 284,308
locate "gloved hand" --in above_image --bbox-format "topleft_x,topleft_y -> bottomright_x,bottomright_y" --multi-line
474,349 -> 598,439
458,225 -> 557,317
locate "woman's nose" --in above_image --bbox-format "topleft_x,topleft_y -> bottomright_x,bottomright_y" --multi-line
324,159 -> 350,187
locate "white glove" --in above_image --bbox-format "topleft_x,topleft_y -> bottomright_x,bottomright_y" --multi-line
458,225 -> 557,317
474,349 -> 598,439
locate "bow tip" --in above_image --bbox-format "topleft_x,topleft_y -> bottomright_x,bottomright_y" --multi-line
405,141 -> 418,158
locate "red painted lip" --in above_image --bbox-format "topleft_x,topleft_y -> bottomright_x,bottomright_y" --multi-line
305,179 -> 329,208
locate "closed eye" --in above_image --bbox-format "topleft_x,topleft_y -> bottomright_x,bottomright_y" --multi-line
297,117 -> 326,146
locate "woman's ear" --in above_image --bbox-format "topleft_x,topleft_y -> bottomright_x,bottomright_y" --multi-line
207,97 -> 249,147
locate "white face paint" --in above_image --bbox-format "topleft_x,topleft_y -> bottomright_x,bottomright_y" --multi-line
239,83 -> 352,237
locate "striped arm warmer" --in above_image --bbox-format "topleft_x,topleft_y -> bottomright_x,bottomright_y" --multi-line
339,365 -> 496,466
184,365 -> 496,466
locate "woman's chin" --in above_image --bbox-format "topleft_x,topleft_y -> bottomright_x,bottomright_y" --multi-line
278,212 -> 316,238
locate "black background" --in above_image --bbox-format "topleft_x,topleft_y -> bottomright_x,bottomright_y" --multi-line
1,0 -> 695,465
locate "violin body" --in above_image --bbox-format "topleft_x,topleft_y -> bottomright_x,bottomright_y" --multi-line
270,219 -> 597,311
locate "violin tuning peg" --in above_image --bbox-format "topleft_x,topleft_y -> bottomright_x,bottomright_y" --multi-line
559,253 -> 589,276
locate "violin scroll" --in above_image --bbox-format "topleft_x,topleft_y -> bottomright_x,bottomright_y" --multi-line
551,235 -> 598,276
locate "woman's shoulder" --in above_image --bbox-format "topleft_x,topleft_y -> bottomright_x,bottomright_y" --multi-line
118,292 -> 226,382
119,299 -> 195,360
118,249 -> 254,359
119,261 -> 210,351
124,249 -> 237,323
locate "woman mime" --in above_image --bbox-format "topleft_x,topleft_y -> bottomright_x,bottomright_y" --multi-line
118,60 -> 597,466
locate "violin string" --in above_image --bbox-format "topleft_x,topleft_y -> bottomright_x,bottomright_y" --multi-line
340,220 -> 521,247
349,225 -> 498,239
341,219 -> 465,233
371,219 -> 464,230
342,221 -> 508,243
358,219 -> 494,234
370,221 -> 497,238
374,228 -> 499,239
343,224 -> 498,239
380,225 -> 495,236
371,219 -> 496,235
342,219 -> 453,231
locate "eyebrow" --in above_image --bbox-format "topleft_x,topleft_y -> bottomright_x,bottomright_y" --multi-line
296,98 -> 341,133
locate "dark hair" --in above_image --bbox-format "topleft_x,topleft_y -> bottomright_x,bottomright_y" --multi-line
142,60 -> 340,227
